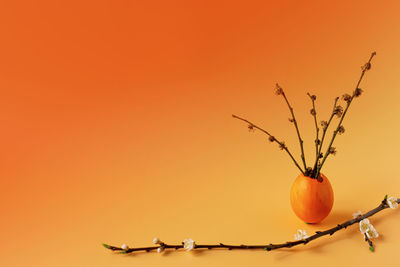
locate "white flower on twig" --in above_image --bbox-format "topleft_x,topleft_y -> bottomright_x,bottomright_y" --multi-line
153,237 -> 161,244
352,210 -> 362,219
157,247 -> 164,253
359,218 -> 379,239
359,219 -> 371,234
121,243 -> 129,250
387,196 -> 399,209
294,229 -> 309,241
183,238 -> 195,251
365,224 -> 379,239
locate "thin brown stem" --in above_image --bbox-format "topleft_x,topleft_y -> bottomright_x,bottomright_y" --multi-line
103,196 -> 398,254
232,114 -> 305,174
280,90 -> 308,172
364,233 -> 374,252
307,93 -> 319,174
315,52 -> 376,178
311,97 -> 339,177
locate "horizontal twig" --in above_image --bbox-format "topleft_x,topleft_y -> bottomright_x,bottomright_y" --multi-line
103,196 -> 398,254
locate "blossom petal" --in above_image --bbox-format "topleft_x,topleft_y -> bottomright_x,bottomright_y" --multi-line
294,229 -> 308,240
366,225 -> 379,239
387,196 -> 399,209
352,210 -> 362,219
359,219 -> 371,234
183,238 -> 195,251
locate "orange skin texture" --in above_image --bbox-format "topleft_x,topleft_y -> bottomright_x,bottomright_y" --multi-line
290,173 -> 334,224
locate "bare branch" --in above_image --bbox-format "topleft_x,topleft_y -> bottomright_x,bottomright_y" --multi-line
232,114 -> 305,174
103,196 -> 398,254
307,92 -> 319,175
276,84 -> 308,172
315,51 -> 376,178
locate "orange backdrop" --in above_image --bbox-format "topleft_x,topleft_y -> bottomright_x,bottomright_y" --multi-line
1,0 -> 400,266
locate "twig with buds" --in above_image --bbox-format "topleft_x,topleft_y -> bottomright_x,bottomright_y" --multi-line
232,52 -> 376,179
231,114 -> 305,175
276,83 -> 308,173
315,51 -> 376,178
307,93 -> 319,173
311,97 -> 339,177
103,195 -> 398,255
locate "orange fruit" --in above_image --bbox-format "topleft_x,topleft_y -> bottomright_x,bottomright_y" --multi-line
290,173 -> 334,223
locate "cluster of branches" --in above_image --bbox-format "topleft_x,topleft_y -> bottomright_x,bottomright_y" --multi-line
103,196 -> 398,254
232,52 -> 376,179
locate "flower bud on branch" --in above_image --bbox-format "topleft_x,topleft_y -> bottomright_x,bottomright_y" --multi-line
320,120 -> 328,130
329,147 -> 337,155
315,51 -> 376,179
333,105 -> 343,118
275,84 -> 308,171
354,88 -> 363,97
337,125 -> 345,135
275,83 -> 284,95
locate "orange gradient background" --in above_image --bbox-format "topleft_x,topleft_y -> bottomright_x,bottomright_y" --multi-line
1,0 -> 400,266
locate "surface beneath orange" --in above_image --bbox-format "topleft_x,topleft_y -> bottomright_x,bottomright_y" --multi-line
1,0 -> 400,266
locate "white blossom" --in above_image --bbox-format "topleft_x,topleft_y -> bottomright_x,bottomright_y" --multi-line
359,218 -> 379,239
183,238 -> 195,251
365,224 -> 379,239
153,237 -> 161,244
121,243 -> 129,250
387,196 -> 399,209
294,229 -> 309,241
359,218 -> 371,234
157,247 -> 164,253
352,210 -> 362,219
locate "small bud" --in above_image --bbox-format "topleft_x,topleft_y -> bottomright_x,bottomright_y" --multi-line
320,120 -> 328,130
248,124 -> 255,132
268,136 -> 275,142
153,237 -> 161,244
288,118 -> 295,123
361,62 -> 372,71
275,83 -> 284,95
333,105 -> 343,118
329,147 -> 337,155
354,88 -> 363,97
121,244 -> 129,250
279,142 -> 286,150
310,108 -> 316,116
102,243 -> 111,249
307,92 -> 317,101
157,247 -> 164,253
342,93 -> 351,104
337,125 -> 345,135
